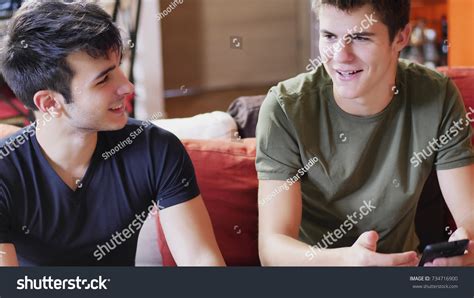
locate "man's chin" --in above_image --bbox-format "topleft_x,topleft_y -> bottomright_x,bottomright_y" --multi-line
100,116 -> 128,131
334,87 -> 362,101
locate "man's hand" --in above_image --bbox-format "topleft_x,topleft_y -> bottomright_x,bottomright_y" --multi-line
424,227 -> 474,266
344,231 -> 419,266
0,243 -> 19,266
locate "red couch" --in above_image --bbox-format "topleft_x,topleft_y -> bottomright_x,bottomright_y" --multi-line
157,67 -> 474,266
1,68 -> 473,266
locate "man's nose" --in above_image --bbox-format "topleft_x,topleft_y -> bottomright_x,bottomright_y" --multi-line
117,73 -> 135,96
333,42 -> 355,63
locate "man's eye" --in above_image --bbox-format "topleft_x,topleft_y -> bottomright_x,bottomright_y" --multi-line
98,76 -> 109,85
323,34 -> 336,40
354,36 -> 369,41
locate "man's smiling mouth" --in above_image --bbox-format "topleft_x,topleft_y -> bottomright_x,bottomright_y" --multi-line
109,103 -> 124,113
334,68 -> 364,81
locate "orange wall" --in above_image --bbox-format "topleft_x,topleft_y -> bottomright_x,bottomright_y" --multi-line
448,0 -> 474,66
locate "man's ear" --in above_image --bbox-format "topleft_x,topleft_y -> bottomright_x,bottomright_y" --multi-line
32,90 -> 62,116
393,23 -> 412,53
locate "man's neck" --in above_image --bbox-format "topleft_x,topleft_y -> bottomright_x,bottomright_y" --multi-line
333,62 -> 398,117
35,119 -> 98,185
333,87 -> 394,117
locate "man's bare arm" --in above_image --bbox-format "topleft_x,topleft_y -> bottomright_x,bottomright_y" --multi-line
258,180 -> 418,266
0,243 -> 19,266
438,164 -> 474,237
432,164 -> 474,266
159,195 -> 226,266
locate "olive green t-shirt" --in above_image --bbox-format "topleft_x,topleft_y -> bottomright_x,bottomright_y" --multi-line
256,59 -> 474,253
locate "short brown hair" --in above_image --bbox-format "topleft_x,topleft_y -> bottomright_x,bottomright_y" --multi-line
314,0 -> 411,42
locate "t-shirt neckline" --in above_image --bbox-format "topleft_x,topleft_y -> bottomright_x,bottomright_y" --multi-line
31,131 -> 103,195
324,63 -> 404,123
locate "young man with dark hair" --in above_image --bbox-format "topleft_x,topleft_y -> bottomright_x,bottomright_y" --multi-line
257,0 -> 473,266
0,1 -> 225,266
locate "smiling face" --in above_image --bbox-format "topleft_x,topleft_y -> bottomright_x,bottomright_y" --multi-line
318,4 -> 408,106
56,50 -> 134,132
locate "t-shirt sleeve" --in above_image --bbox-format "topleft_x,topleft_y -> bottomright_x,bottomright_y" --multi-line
152,130 -> 200,209
0,180 -> 12,243
435,78 -> 474,170
256,88 -> 302,180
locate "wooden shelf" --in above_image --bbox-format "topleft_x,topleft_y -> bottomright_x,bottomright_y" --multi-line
410,0 -> 447,44
412,0 -> 446,6
409,0 -> 473,66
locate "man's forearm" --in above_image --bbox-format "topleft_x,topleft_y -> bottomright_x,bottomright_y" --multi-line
448,201 -> 474,241
259,234 -> 347,266
438,165 -> 474,238
160,195 -> 226,266
459,217 -> 474,239
186,249 -> 226,266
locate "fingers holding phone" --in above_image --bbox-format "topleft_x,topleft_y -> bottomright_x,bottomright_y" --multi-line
422,227 -> 473,266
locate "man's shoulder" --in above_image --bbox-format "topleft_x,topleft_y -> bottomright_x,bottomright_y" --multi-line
272,66 -> 331,101
0,124 -> 35,146
398,59 -> 450,91
106,117 -> 178,142
0,125 -> 37,187
260,67 -> 332,119
0,125 -> 36,164
101,117 -> 184,156
398,60 -> 459,116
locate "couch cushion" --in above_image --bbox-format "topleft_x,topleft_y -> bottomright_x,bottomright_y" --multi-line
156,138 -> 260,266
438,67 -> 474,108
152,111 -> 238,140
227,95 -> 266,139
0,123 -> 20,139
0,86 -> 29,122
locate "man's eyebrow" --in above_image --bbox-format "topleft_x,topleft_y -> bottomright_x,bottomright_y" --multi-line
93,65 -> 116,82
320,30 -> 376,37
352,32 -> 376,37
320,30 -> 336,35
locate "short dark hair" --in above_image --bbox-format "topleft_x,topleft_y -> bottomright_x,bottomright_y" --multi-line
315,0 -> 411,42
0,0 -> 123,111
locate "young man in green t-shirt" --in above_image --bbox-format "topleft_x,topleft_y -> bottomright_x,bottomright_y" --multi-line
256,0 -> 473,266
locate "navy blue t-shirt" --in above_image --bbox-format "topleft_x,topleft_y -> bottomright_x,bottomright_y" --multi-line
0,118 -> 200,266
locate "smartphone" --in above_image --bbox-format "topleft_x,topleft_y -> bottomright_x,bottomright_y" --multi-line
418,239 -> 469,266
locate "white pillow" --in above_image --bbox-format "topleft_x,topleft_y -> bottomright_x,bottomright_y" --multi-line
151,111 -> 238,140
